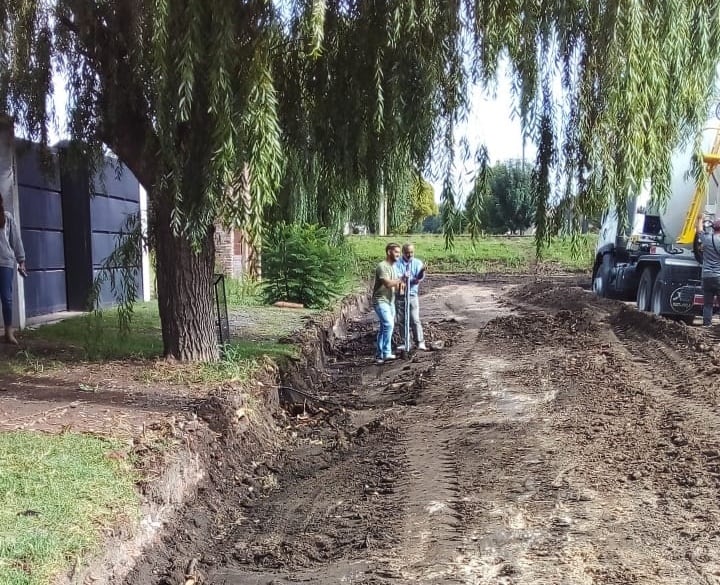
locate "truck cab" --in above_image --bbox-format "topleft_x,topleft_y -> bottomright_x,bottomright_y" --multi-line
593,116 -> 720,322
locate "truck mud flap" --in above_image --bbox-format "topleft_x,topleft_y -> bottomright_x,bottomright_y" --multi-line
668,284 -> 702,314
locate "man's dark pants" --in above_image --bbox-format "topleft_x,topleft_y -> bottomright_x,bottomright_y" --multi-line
703,275 -> 720,326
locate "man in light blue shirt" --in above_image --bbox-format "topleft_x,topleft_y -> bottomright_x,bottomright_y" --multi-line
395,242 -> 426,351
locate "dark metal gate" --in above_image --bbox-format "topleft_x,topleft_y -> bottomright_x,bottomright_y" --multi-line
16,141 -> 67,318
214,274 -> 230,346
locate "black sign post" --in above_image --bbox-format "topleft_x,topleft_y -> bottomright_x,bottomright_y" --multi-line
213,274 -> 230,347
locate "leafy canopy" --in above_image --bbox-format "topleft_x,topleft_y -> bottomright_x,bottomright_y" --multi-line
0,0 -> 718,249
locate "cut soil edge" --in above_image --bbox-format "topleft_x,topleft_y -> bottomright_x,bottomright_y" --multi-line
56,289 -> 371,585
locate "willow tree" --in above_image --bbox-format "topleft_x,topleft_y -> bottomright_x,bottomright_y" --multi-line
2,0 -> 719,361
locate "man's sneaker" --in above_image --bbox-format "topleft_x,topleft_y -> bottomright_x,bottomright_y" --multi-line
375,357 -> 385,364
417,342 -> 428,351
384,354 -> 397,361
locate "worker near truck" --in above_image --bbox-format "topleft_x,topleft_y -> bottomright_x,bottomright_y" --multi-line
696,215 -> 720,327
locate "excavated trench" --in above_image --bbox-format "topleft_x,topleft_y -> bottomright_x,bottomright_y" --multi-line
112,273 -> 720,585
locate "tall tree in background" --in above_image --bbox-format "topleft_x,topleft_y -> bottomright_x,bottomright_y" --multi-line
475,160 -> 534,234
389,176 -> 437,233
1,0 -> 458,361
409,178 -> 438,232
2,0 -> 719,360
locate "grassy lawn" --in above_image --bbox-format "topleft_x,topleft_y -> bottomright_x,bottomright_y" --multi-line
25,303 -> 164,360
0,292 -> 311,583
8,300 -> 305,381
349,233 -> 595,275
0,433 -> 137,585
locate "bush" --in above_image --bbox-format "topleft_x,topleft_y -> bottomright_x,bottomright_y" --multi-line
262,223 -> 353,308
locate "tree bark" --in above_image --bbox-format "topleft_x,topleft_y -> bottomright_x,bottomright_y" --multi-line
154,194 -> 219,362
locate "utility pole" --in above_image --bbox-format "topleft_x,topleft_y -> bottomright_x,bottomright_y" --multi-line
377,171 -> 387,235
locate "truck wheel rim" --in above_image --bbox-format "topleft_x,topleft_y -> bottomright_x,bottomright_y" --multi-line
593,276 -> 603,294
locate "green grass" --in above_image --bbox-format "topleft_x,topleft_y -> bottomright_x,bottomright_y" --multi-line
0,432 -> 137,585
23,302 -> 163,361
21,300 -> 309,361
223,276 -> 265,308
349,233 -> 595,275
203,340 -> 298,382
11,299 -> 309,385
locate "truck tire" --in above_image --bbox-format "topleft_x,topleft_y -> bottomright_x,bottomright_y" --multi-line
650,268 -> 695,323
651,275 -> 664,316
592,254 -> 612,298
637,267 -> 657,312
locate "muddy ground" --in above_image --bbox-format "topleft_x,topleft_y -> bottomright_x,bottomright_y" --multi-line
122,273 -> 720,585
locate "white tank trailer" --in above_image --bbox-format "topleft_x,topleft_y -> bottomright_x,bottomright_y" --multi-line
592,105 -> 720,322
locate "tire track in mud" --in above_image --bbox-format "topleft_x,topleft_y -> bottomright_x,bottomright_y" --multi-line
213,422 -> 409,579
377,342 -> 474,583
439,320 -> 580,585
380,427 -> 465,583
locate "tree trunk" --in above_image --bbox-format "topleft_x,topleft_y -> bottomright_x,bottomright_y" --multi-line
154,196 -> 219,362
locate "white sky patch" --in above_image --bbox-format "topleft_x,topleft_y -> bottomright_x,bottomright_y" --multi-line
428,60 -> 543,204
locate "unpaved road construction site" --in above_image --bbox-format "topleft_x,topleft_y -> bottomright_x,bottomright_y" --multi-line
125,274 -> 720,584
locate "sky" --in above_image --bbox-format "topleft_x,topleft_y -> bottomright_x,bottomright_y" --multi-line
428,74 -> 536,203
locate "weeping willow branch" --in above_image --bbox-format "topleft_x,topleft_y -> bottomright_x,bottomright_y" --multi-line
2,0 -> 720,259
88,212 -> 144,336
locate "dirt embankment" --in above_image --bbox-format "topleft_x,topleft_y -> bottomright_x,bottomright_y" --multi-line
68,289 -> 379,585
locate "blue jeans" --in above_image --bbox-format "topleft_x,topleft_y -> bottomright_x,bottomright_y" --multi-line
0,267 -> 14,327
374,302 -> 395,358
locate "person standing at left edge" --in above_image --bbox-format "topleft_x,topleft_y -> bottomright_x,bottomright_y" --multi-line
0,191 -> 26,344
373,242 -> 402,364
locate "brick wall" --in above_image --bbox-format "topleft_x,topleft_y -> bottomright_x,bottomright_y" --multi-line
214,225 -> 259,279
214,224 -> 235,276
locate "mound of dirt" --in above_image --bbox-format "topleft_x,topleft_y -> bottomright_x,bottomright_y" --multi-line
510,279 -> 619,312
610,304 -> 700,346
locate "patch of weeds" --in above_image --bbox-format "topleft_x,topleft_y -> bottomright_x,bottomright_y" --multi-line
230,305 -> 316,342
201,341 -> 298,383
135,341 -> 298,386
0,350 -> 62,377
0,432 -> 138,585
225,277 -> 264,308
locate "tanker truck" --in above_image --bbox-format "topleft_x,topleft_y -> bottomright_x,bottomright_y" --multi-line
591,109 -> 720,323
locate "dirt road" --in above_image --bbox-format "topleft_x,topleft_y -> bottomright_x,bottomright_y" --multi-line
126,275 -> 720,584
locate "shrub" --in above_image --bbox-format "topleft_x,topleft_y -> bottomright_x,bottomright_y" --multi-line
262,223 -> 353,308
